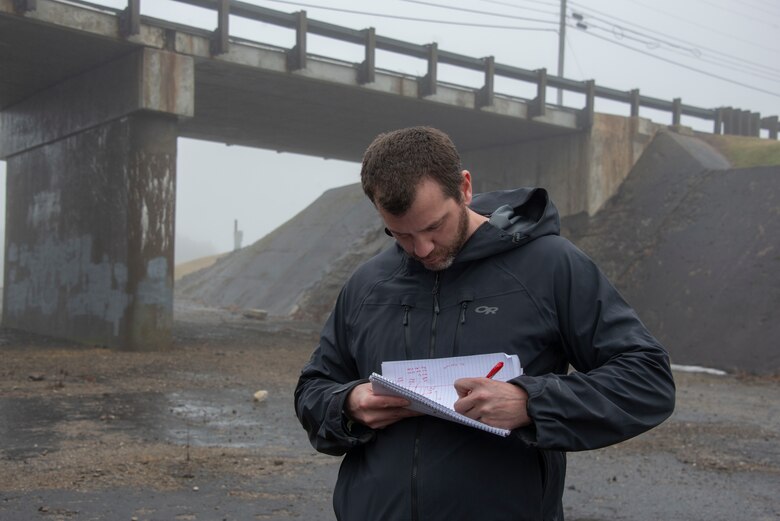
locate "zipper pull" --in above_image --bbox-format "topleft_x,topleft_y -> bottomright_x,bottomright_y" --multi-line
402,305 -> 410,326
459,302 -> 468,324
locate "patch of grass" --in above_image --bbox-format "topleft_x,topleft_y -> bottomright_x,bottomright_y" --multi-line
700,134 -> 780,168
175,252 -> 227,280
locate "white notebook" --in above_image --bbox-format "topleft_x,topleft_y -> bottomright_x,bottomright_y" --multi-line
369,352 -> 522,437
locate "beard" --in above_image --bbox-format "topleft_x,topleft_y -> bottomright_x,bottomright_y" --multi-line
416,204 -> 470,271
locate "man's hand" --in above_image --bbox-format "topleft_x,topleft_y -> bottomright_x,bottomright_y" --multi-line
345,383 -> 422,429
453,378 -> 531,430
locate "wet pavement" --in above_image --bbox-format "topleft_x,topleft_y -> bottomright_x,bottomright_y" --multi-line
1,317 -> 780,521
0,317 -> 341,521
1,470 -> 337,521
0,384 -> 339,521
0,389 -> 291,461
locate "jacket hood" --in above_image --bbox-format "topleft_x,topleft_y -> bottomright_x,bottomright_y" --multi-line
472,187 -> 560,240
392,187 -> 561,269
444,187 -> 560,264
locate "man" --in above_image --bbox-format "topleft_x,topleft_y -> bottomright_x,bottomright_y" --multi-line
295,126 -> 675,521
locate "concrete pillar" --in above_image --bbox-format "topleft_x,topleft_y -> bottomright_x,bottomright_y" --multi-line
462,113 -> 660,218
0,48 -> 193,350
464,132 -> 589,217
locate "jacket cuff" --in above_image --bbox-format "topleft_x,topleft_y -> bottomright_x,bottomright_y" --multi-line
325,379 -> 374,446
508,376 -> 543,445
511,374 -> 546,399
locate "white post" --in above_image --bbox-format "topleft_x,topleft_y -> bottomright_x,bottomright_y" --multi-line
557,0 -> 567,106
234,219 -> 243,251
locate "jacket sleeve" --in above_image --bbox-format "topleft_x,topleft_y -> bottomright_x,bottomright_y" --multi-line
513,240 -> 676,451
294,288 -> 376,456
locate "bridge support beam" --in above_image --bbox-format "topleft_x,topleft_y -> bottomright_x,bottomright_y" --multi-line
0,48 -> 193,350
463,113 -> 660,217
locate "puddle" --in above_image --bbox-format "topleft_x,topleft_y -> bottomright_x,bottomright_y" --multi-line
0,388 -> 298,461
158,389 -> 294,449
0,394 -> 69,460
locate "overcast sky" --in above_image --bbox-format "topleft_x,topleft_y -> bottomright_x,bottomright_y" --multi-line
1,0 -> 778,264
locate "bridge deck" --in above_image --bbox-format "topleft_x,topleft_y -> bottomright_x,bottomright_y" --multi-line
0,0 -> 580,162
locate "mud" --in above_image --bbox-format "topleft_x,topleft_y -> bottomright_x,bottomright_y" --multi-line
1,299 -> 779,521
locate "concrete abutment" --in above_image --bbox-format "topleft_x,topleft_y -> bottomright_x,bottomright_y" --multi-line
464,114 -> 660,217
1,48 -> 193,350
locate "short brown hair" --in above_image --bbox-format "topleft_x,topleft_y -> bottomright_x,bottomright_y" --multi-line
360,126 -> 462,215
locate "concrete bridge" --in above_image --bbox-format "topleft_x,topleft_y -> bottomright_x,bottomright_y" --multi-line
1,0 -> 778,350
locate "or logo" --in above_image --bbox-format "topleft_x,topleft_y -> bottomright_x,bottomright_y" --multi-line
474,305 -> 499,315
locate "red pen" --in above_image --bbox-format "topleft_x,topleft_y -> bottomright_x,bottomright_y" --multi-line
485,361 -> 504,379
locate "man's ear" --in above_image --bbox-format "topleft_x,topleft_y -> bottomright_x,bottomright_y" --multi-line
460,170 -> 473,205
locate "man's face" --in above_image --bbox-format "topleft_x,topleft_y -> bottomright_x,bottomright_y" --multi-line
377,177 -> 470,271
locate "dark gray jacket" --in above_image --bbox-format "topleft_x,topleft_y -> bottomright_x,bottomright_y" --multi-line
295,188 -> 675,521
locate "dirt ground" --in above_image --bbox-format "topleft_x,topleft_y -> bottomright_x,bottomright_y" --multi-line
1,300 -> 779,521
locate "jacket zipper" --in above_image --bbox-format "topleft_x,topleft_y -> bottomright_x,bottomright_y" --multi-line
412,273 -> 441,521
429,273 -> 440,357
452,300 -> 470,356
410,421 -> 423,521
402,305 -> 412,359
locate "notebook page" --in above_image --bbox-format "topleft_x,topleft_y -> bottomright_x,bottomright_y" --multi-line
369,373 -> 511,437
380,353 -> 521,410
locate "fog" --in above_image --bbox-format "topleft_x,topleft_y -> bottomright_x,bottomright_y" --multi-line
1,0 -> 778,265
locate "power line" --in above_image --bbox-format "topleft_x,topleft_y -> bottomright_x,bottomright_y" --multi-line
575,14 -> 780,83
472,0 -> 560,17
587,24 -> 780,82
582,19 -> 697,54
571,24 -> 780,99
470,1 -> 780,100
397,0 -> 558,25
604,0 -> 780,50
564,32 -> 586,78
733,0 -> 780,18
255,0 -> 778,98
690,0 -> 780,29
569,1 -> 780,77
256,0 -> 558,31
477,0 -> 560,10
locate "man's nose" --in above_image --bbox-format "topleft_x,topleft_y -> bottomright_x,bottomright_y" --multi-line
413,237 -> 435,258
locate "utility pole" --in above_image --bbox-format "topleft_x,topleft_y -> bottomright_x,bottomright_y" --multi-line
557,0 -> 567,105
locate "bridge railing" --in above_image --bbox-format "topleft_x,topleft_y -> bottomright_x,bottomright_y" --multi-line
21,0 -> 777,139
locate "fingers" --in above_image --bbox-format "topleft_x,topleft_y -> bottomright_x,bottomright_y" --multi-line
345,383 -> 418,429
453,378 -> 484,415
454,377 -> 479,398
452,379 -> 532,430
361,403 -> 419,429
370,407 -> 421,429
